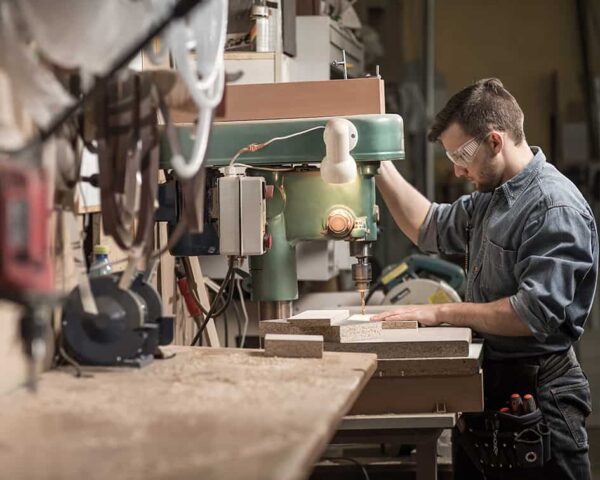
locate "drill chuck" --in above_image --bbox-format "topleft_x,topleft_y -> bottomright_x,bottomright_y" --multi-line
352,260 -> 372,292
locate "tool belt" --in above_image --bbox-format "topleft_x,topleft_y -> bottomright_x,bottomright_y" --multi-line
456,408 -> 551,470
455,347 -> 576,472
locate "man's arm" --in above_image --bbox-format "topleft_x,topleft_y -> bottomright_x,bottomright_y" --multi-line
372,298 -> 533,336
376,161 -> 431,245
372,298 -> 533,337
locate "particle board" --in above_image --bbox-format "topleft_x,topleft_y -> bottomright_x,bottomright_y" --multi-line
288,309 -> 350,327
324,327 -> 472,359
374,343 -> 483,377
347,314 -> 418,330
259,319 -> 383,343
382,320 -> 419,330
0,346 -> 377,480
264,333 -> 324,358
350,372 -> 484,415
260,319 -> 304,336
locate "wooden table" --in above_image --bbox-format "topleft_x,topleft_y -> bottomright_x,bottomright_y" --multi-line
0,346 -> 376,480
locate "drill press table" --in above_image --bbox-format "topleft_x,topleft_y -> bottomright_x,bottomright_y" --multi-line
0,346 -> 376,480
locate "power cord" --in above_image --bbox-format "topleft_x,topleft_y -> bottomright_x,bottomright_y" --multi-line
190,257 -> 236,346
324,457 -> 371,480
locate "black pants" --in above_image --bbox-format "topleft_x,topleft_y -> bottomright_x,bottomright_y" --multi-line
452,348 -> 592,479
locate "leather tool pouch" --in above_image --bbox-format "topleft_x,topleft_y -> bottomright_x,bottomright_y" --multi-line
456,409 -> 551,471
453,352 -> 573,472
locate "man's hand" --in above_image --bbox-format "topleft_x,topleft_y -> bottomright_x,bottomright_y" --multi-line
371,304 -> 443,327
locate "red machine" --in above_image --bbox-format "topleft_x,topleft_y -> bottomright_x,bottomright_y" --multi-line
0,160 -> 53,301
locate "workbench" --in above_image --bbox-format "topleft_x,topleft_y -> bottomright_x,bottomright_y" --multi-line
0,346 -> 377,480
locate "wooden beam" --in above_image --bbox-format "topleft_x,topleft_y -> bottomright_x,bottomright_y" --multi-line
172,77 -> 385,123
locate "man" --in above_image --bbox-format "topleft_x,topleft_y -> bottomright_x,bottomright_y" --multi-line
374,78 -> 597,479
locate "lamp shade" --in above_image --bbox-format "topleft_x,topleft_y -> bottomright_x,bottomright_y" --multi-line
321,118 -> 358,184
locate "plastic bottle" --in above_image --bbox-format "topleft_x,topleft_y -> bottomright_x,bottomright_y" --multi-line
89,245 -> 113,277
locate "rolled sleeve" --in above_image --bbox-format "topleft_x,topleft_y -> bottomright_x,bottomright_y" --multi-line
417,194 -> 476,255
509,206 -> 597,342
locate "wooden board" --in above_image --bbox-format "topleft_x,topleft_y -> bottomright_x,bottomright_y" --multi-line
264,334 -> 323,358
346,314 -> 418,330
259,319 -> 382,343
324,327 -> 472,359
350,372 -> 484,415
288,309 -> 349,327
171,78 -> 385,123
374,343 -> 483,377
382,320 -> 419,330
0,346 -> 376,480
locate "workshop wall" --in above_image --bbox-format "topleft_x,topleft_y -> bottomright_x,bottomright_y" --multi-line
434,0 -> 585,163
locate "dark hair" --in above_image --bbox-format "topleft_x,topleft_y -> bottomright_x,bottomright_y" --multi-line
427,78 -> 525,145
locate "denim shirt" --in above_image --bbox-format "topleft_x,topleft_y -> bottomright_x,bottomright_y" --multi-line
418,147 -> 598,359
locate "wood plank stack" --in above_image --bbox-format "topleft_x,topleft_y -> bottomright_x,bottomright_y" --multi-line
258,308 -> 483,414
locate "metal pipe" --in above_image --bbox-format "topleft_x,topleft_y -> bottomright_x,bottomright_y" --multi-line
423,0 -> 435,200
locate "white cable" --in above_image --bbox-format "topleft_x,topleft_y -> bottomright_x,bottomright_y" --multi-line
228,125 -> 326,167
166,0 -> 228,179
237,279 -> 249,349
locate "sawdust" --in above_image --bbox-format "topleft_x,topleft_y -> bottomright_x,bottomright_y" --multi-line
0,347 -> 376,480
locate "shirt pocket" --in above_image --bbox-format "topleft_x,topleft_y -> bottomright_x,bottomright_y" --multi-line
480,240 -> 518,299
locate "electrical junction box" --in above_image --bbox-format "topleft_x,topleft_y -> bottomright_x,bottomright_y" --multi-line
218,176 -> 267,256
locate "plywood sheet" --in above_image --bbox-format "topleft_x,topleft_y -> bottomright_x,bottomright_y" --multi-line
0,346 -> 376,480
324,327 -> 472,359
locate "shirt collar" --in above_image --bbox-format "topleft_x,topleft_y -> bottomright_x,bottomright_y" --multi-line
499,147 -> 545,206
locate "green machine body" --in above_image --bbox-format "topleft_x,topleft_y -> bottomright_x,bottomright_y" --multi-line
160,114 -> 404,315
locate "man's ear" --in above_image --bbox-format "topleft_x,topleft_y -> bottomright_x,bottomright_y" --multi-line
488,131 -> 503,155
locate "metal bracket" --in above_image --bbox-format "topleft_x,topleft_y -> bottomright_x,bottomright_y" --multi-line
331,49 -> 348,80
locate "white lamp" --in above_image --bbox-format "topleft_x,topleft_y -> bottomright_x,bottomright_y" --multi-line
321,118 -> 358,184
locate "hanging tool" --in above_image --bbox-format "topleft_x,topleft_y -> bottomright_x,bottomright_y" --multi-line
175,257 -> 204,323
510,393 -> 524,415
523,394 -> 537,413
0,160 -> 55,389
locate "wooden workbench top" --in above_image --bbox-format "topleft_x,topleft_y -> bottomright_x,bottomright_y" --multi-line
0,346 -> 377,480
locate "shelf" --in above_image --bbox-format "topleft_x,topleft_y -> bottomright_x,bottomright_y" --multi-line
224,51 -> 276,60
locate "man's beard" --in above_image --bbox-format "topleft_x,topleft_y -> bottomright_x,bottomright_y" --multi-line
473,158 -> 502,192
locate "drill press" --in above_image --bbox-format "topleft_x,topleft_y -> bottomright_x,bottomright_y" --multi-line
160,114 -> 404,320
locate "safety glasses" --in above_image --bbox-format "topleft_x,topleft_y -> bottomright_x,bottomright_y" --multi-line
445,134 -> 488,167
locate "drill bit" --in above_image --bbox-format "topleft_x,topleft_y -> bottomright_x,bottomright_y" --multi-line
360,290 -> 366,315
